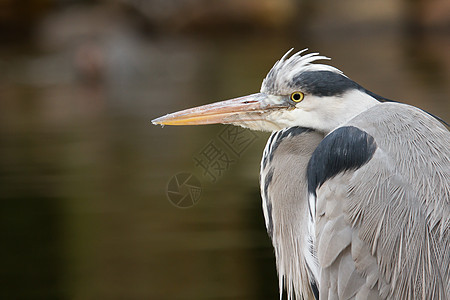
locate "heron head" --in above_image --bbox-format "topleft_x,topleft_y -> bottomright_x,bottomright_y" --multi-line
152,49 -> 381,133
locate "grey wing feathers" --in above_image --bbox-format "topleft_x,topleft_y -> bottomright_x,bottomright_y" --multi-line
315,103 -> 450,299
316,162 -> 387,299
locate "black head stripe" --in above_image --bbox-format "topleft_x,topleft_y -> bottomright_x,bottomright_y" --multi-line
293,71 -> 360,97
307,126 -> 377,195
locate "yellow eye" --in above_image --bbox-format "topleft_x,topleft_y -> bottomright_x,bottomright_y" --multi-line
290,92 -> 304,102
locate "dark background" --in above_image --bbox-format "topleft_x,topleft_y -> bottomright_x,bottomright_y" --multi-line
0,0 -> 449,299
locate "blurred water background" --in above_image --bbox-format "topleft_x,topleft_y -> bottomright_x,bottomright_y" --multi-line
0,0 -> 449,299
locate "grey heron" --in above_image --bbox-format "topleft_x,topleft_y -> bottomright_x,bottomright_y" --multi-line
152,49 -> 450,299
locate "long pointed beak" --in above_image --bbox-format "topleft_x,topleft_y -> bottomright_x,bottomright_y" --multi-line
152,93 -> 285,126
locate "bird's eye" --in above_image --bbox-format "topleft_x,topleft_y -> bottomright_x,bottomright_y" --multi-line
290,92 -> 304,102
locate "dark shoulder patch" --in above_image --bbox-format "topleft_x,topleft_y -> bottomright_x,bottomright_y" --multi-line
307,126 -> 377,195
